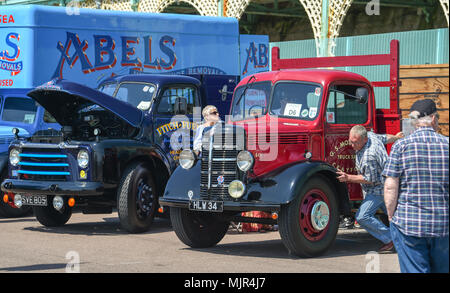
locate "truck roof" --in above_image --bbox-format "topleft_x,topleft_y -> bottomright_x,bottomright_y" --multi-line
99,74 -> 202,88
239,69 -> 371,87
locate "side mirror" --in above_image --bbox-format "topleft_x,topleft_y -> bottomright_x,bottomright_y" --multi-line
219,84 -> 234,102
356,87 -> 369,104
220,85 -> 228,102
174,96 -> 188,115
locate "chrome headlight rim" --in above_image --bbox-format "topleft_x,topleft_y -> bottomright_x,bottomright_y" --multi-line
179,149 -> 196,170
9,148 -> 20,167
228,180 -> 246,199
77,149 -> 89,169
236,150 -> 254,172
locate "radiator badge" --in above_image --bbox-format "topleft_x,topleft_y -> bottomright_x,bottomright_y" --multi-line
217,175 -> 225,186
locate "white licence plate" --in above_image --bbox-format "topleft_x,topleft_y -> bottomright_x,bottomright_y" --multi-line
189,200 -> 223,212
22,195 -> 48,206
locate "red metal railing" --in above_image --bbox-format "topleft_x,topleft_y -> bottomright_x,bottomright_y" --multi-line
271,39 -> 401,135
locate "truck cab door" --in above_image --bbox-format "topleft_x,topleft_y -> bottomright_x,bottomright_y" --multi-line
323,84 -> 372,201
153,84 -> 200,163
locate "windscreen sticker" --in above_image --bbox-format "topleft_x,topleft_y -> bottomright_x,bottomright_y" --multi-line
326,112 -> 335,123
315,87 -> 321,96
283,103 -> 302,117
301,109 -> 309,117
137,101 -> 151,110
24,114 -> 35,124
309,107 -> 317,118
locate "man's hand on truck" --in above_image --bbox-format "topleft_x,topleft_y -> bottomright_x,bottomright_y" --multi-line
336,169 -> 372,185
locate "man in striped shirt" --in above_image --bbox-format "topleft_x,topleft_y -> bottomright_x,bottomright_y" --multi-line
383,99 -> 449,273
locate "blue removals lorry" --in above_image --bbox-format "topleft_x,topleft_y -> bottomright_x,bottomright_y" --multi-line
0,5 -> 269,230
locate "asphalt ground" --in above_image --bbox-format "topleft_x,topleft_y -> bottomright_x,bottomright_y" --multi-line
0,211 -> 401,274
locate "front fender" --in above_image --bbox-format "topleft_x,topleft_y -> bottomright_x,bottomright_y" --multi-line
162,159 -> 201,201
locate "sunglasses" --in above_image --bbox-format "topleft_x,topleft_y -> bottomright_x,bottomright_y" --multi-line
209,111 -> 219,115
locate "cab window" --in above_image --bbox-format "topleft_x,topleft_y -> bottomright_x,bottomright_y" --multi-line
157,86 -> 198,115
326,85 -> 368,124
2,97 -> 38,124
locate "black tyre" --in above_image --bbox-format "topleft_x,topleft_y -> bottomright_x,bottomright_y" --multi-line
170,207 -> 229,248
279,175 -> 340,257
33,197 -> 72,227
117,162 -> 158,233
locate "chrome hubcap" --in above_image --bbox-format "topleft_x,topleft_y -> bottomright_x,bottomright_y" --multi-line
310,201 -> 330,231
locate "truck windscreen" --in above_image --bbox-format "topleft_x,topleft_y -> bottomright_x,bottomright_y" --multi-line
231,81 -> 271,121
269,82 -> 322,121
98,82 -> 156,110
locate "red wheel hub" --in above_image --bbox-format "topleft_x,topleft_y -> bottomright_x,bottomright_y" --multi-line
299,189 -> 330,241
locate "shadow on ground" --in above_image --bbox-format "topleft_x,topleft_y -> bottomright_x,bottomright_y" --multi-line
23,217 -> 172,236
185,229 -> 383,260
0,263 -> 69,272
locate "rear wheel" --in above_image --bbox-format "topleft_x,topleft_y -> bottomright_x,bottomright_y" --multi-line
33,196 -> 72,227
279,175 -> 339,257
170,207 -> 229,248
117,162 -> 158,233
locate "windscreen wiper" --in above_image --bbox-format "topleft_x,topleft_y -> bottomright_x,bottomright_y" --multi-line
234,75 -> 256,107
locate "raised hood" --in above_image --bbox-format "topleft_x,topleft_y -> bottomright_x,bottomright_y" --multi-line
27,79 -> 143,128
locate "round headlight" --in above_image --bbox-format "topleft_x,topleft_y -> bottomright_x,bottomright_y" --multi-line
53,196 -> 64,211
77,150 -> 89,169
237,151 -> 254,172
14,194 -> 23,208
228,180 -> 245,199
179,149 -> 196,170
9,149 -> 20,166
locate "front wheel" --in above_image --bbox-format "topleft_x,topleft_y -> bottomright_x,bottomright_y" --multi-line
170,207 -> 229,248
33,197 -> 72,227
279,175 -> 339,257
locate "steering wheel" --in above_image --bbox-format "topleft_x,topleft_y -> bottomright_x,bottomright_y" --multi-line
248,105 -> 265,116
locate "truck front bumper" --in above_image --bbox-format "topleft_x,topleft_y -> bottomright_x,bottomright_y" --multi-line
1,179 -> 104,196
159,197 -> 280,212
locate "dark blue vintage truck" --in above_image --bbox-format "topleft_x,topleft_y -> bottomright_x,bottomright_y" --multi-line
2,75 -> 236,232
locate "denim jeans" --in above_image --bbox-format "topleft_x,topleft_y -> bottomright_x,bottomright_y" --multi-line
390,222 -> 449,273
355,193 -> 391,244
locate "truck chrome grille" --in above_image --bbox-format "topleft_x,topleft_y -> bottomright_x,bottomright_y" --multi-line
18,148 -> 70,181
199,124 -> 245,199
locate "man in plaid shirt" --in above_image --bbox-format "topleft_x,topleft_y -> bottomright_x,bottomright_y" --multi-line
337,125 -> 403,252
383,99 -> 449,273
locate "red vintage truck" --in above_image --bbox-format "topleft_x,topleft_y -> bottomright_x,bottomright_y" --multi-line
159,40 -> 402,257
